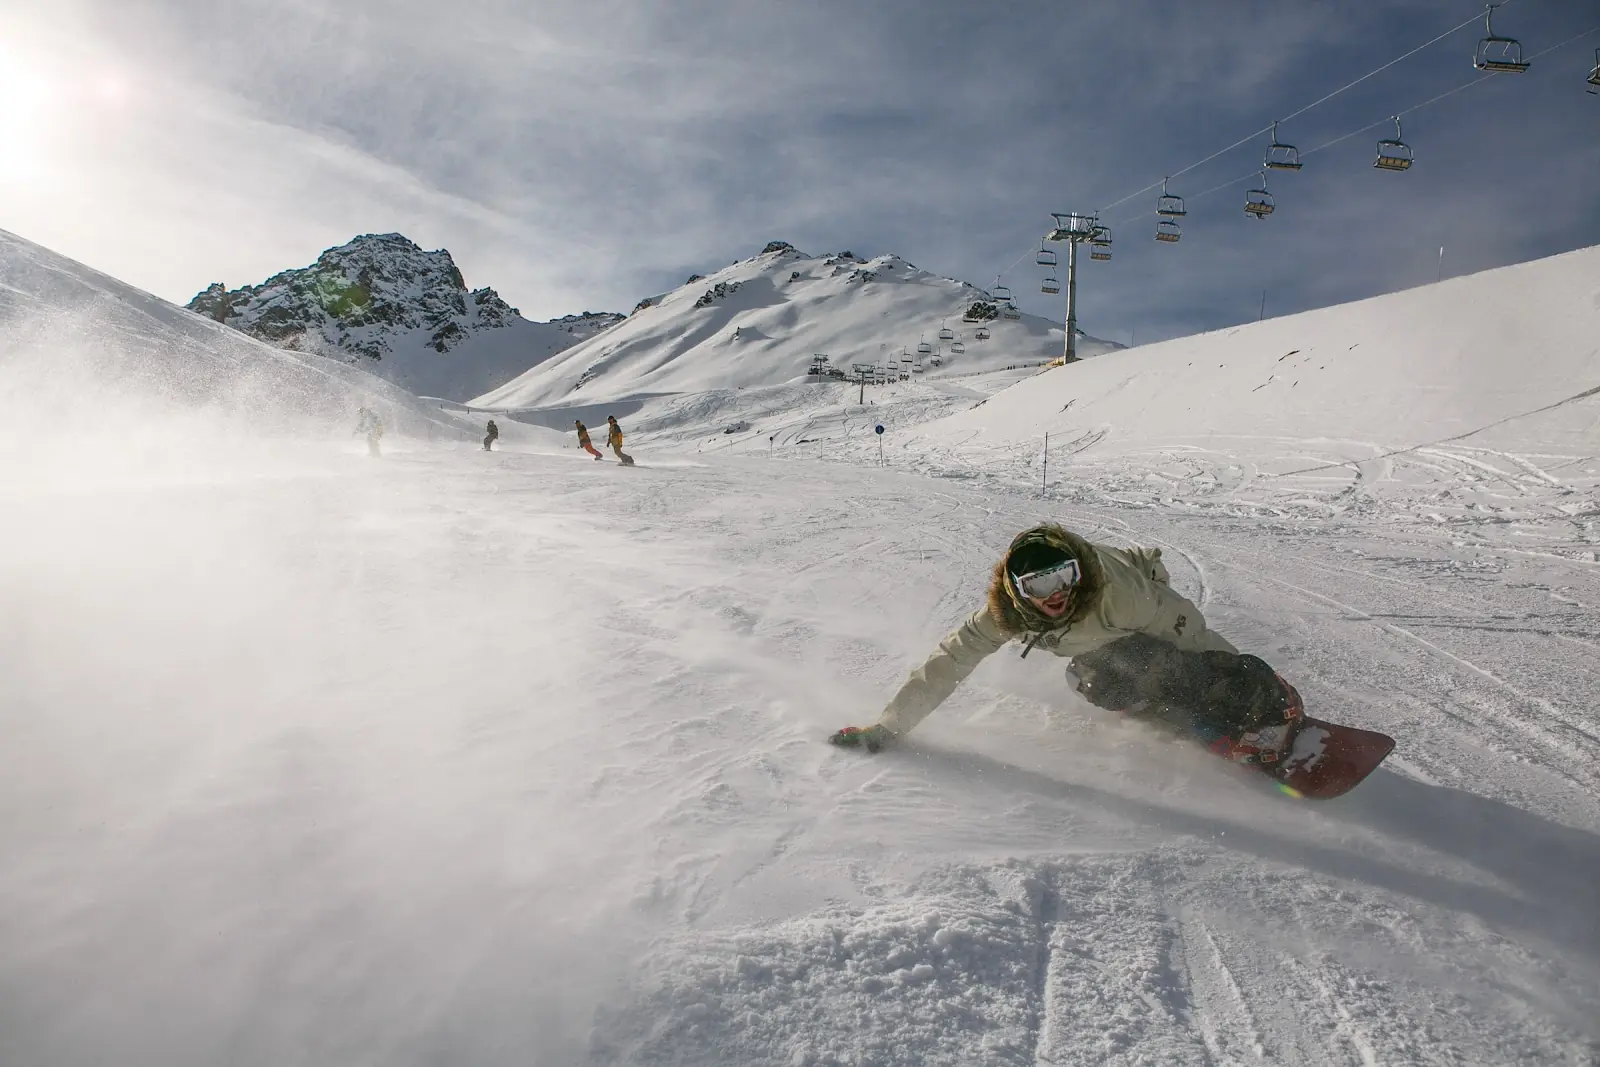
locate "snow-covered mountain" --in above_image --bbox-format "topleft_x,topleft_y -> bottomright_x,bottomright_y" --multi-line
187,233 -> 621,402
0,226 -> 552,481
472,241 -> 1120,410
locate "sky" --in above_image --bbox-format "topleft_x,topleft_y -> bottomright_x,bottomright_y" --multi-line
2,0 -> 1597,345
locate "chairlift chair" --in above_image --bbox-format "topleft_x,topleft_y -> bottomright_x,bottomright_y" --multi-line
992,284 -> 1013,303
975,326 -> 991,341
1156,177 -> 1186,217
1036,247 -> 1058,268
1155,218 -> 1181,243
1474,4 -> 1530,74
916,338 -> 933,356
950,340 -> 966,354
1047,212 -> 1097,241
1090,227 -> 1112,261
1002,303 -> 1021,320
938,323 -> 955,342
1373,116 -> 1414,171
1264,121 -> 1302,170
1588,48 -> 1600,92
1243,172 -> 1275,218
1041,276 -> 1061,295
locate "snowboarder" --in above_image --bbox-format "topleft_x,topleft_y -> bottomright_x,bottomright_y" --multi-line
575,420 -> 604,460
354,406 -> 384,457
829,524 -> 1303,761
483,419 -> 499,451
606,415 -> 635,466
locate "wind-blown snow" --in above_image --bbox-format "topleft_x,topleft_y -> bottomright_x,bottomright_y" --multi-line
3,229 -> 1599,1067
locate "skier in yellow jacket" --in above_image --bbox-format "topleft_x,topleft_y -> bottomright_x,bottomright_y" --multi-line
606,415 -> 634,466
830,524 -> 1302,760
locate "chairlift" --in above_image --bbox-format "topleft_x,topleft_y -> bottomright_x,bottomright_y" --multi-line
975,326 -> 991,341
916,338 -> 933,356
938,322 -> 955,342
930,353 -> 943,366
1373,116 -> 1414,171
1474,3 -> 1530,74
1156,177 -> 1186,217
1048,212 -> 1097,241
1090,226 -> 1112,261
1036,246 -> 1058,268
1263,121 -> 1302,170
1243,172 -> 1275,218
950,340 -> 966,354
1002,303 -> 1021,320
1155,218 -> 1181,243
1041,276 -> 1061,295
1588,48 -> 1599,92
992,284 -> 1013,302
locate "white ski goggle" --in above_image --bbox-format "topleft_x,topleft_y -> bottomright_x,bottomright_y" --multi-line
1011,558 -> 1081,600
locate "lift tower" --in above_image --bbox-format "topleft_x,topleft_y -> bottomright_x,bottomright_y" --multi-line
1046,213 -> 1103,363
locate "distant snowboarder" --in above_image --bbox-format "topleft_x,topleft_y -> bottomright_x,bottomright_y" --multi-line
354,406 -> 384,457
829,524 -> 1392,796
606,415 -> 635,466
483,419 -> 499,451
575,419 -> 604,460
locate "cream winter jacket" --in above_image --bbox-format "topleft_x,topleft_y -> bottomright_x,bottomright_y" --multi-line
876,529 -> 1237,736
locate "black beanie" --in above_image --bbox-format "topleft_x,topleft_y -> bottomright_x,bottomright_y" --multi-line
1008,541 -> 1071,576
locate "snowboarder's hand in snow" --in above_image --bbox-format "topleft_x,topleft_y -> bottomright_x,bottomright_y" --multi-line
828,725 -> 894,753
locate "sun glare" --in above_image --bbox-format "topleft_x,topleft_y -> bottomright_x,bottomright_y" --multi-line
0,45 -> 52,178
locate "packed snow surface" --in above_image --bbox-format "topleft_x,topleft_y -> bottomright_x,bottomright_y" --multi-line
3,229 -> 1600,1066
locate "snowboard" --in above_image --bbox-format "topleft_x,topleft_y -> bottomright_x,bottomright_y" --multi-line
1255,717 -> 1395,799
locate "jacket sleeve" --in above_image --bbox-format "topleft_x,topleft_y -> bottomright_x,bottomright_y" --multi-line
1099,576 -> 1238,654
877,607 -> 1011,735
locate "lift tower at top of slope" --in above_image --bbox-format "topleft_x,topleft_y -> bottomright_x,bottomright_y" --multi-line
1046,213 -> 1104,363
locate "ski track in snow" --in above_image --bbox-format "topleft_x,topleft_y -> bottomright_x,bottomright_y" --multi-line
1,433 -> 1597,1065
4,434 -> 1600,1066
6,236 -> 1600,1065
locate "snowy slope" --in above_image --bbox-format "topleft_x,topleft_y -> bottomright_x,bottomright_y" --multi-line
910,242 -> 1600,464
3,232 -> 1599,1067
188,233 -> 620,402
473,242 -> 1120,410
0,226 -> 560,486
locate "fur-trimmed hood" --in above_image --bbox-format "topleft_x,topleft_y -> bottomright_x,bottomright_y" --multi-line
985,525 -> 1105,635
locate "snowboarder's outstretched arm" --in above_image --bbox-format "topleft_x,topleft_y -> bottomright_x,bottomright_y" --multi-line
829,606 -> 1008,749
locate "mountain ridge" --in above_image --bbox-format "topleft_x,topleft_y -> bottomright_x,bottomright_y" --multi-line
187,233 -> 623,402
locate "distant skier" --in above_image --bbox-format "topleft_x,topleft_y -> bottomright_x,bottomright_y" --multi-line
606,415 -> 635,466
575,419 -> 604,460
829,524 -> 1304,760
483,419 -> 499,451
354,406 -> 384,457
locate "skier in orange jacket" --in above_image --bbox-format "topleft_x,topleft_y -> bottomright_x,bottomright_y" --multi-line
575,420 -> 604,460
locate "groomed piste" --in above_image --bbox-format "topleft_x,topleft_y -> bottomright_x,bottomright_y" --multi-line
3,228 -> 1599,1065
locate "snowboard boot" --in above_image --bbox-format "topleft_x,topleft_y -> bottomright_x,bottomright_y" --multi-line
1205,673 -> 1304,764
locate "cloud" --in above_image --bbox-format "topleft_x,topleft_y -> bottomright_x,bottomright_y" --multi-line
5,0 -> 1596,340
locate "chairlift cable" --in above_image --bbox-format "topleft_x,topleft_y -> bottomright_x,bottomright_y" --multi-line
1091,4 -> 1502,217
1097,23 -> 1600,230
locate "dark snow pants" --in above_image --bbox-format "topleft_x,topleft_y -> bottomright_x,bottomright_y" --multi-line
1071,633 -> 1291,743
